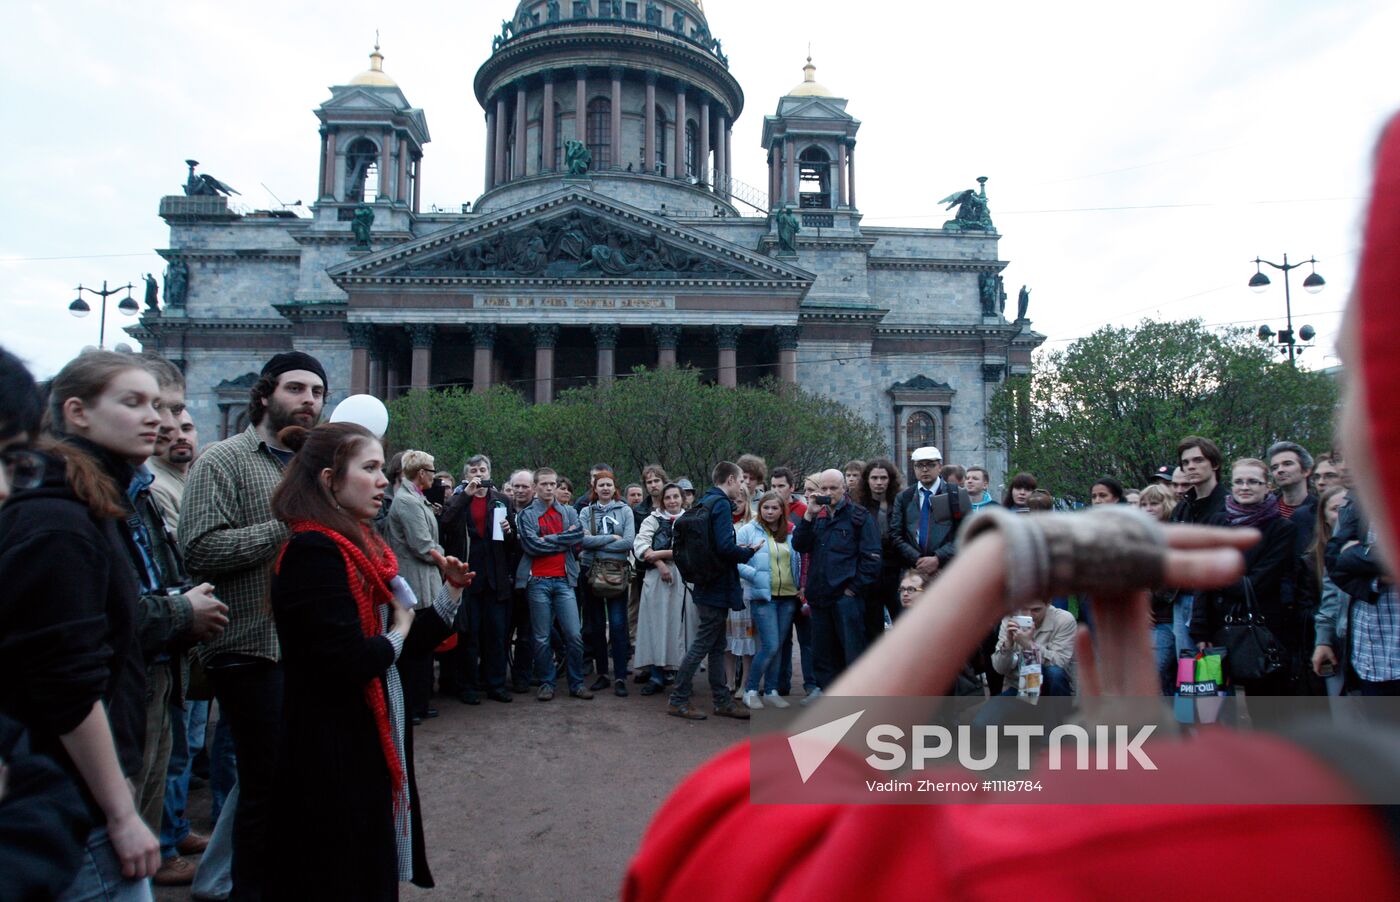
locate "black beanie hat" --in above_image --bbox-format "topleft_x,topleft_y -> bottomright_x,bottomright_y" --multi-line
261,351 -> 327,388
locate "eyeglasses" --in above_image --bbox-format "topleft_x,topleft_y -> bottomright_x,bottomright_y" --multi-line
1,449 -> 46,491
898,585 -> 922,594
1231,478 -> 1267,488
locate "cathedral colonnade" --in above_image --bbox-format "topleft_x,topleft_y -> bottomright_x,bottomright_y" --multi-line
346,321 -> 801,402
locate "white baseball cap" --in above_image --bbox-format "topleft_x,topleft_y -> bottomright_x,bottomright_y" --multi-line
911,446 -> 943,462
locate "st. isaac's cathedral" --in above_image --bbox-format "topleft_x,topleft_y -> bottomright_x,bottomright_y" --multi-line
135,0 -> 1043,483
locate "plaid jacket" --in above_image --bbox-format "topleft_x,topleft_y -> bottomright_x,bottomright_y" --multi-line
177,427 -> 290,664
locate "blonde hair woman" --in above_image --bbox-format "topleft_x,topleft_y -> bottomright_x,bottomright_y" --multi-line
384,449 -> 446,722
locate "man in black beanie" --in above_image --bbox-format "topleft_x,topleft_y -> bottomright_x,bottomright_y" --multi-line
178,350 -> 326,900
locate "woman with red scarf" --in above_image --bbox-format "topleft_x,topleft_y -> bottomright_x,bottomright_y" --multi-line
1189,457 -> 1298,694
265,423 -> 470,901
625,111 -> 1400,900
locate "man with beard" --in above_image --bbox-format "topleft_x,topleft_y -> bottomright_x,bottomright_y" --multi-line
150,407 -> 197,529
179,351 -> 326,902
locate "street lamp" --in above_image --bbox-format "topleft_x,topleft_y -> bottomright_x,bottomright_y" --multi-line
69,281 -> 139,349
1248,254 -> 1323,364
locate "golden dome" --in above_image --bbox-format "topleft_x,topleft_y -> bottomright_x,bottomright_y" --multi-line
787,56 -> 833,97
349,43 -> 398,87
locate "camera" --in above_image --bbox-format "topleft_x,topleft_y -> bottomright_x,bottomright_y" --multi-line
478,478 -> 494,489
812,495 -> 833,505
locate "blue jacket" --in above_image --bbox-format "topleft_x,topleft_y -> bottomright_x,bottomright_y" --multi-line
792,500 -> 882,606
514,499 -> 585,588
736,520 -> 802,603
690,487 -> 755,611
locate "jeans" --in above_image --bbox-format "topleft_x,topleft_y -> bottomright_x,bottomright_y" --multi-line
998,664 -> 1073,697
1152,622 -> 1176,697
810,594 -> 868,689
527,577 -> 586,691
583,581 -> 631,680
779,609 -> 816,694
478,595 -> 513,691
206,656 -> 283,902
159,699 -> 207,858
1172,594 -> 1195,655
59,827 -> 154,902
669,604 -> 731,709
193,781 -> 237,901
453,592 -> 483,692
208,710 -> 236,824
748,597 -> 797,692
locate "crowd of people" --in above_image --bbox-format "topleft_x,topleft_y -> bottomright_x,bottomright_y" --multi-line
0,333 -> 1393,900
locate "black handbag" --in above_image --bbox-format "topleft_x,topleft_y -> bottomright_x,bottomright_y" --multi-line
1212,578 -> 1285,682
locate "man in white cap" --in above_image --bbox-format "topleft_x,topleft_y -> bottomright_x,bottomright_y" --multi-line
888,446 -> 972,581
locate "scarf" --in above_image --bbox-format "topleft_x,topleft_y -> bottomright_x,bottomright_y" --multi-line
1224,492 -> 1281,528
280,520 -> 406,806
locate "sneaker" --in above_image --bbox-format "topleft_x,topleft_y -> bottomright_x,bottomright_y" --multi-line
537,685 -> 555,702
800,688 -> 822,706
614,679 -> 629,698
742,690 -> 764,710
764,691 -> 791,709
570,687 -> 595,699
589,674 -> 610,692
667,703 -> 707,720
640,681 -> 662,696
153,856 -> 197,886
713,703 -> 751,719
175,831 -> 210,855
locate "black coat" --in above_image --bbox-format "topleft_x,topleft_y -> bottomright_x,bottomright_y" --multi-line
0,712 -> 91,900
1190,514 -> 1298,647
888,481 -> 970,567
440,488 -> 516,602
0,452 -> 146,820
268,532 -> 454,901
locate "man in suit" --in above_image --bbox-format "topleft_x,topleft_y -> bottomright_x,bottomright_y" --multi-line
889,446 -> 972,581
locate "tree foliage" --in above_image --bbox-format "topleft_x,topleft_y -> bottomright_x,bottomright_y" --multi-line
384,367 -> 888,485
987,319 -> 1341,500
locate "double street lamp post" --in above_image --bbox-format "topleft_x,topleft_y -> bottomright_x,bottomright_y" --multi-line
69,280 -> 139,349
1249,254 -> 1324,364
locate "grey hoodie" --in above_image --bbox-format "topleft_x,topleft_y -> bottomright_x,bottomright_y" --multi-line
579,498 -> 636,567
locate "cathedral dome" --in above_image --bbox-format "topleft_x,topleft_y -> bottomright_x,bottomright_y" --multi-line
787,57 -> 833,97
349,45 -> 397,87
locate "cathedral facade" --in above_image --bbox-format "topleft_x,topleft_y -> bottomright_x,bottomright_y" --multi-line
135,0 -> 1043,483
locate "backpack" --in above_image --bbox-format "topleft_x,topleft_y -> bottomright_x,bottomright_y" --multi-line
672,496 -> 728,584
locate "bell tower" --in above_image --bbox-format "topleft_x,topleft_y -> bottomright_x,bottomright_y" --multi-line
313,43 -> 430,216
760,56 -> 861,223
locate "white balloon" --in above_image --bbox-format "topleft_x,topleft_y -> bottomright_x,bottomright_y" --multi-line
329,394 -> 389,438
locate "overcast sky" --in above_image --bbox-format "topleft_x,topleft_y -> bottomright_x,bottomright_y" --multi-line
4,0 -> 1397,379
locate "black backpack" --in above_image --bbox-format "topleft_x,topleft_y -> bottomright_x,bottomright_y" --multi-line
672,496 -> 727,584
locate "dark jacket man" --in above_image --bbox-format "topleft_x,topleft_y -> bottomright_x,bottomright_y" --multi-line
689,487 -> 755,611
889,480 -> 971,568
1170,481 -> 1228,525
792,500 -> 882,605
441,486 -> 516,603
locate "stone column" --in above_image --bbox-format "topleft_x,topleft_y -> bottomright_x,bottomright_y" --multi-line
531,324 -> 559,404
408,324 -> 435,391
848,141 -> 857,209
715,324 -> 742,388
470,324 -> 496,393
644,73 -> 657,175
714,112 -> 727,196
574,66 -> 588,142
724,126 -> 732,192
324,131 -> 338,199
397,137 -> 409,203
412,156 -> 421,213
768,149 -> 777,208
386,356 -> 401,401
379,129 -> 392,200
513,81 -> 528,179
592,323 -> 619,387
837,140 -> 848,208
609,67 -> 623,171
785,137 -> 797,204
366,328 -> 385,400
317,129 -> 330,200
698,98 -> 710,185
674,84 -> 687,178
653,324 -> 680,369
542,75 -> 556,171
347,323 -> 374,395
484,108 -> 497,191
774,325 -> 801,385
494,95 -> 509,186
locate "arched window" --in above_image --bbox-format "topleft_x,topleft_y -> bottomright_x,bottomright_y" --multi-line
799,146 -> 832,209
344,137 -> 379,202
685,119 -> 698,178
906,411 -> 936,457
586,97 -> 612,169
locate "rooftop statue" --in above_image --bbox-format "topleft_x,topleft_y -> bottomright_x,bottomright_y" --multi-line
163,260 -> 188,308
775,205 -> 800,255
564,139 -> 592,177
183,159 -> 240,198
352,203 -> 375,248
938,176 -> 994,232
143,273 -> 159,312
1018,285 -> 1031,321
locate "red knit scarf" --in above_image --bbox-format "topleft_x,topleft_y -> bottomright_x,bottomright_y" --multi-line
280,520 -> 405,802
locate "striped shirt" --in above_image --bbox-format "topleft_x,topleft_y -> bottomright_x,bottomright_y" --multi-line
177,426 -> 291,664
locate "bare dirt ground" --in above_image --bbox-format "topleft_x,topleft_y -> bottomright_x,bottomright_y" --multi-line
157,673 -> 750,901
